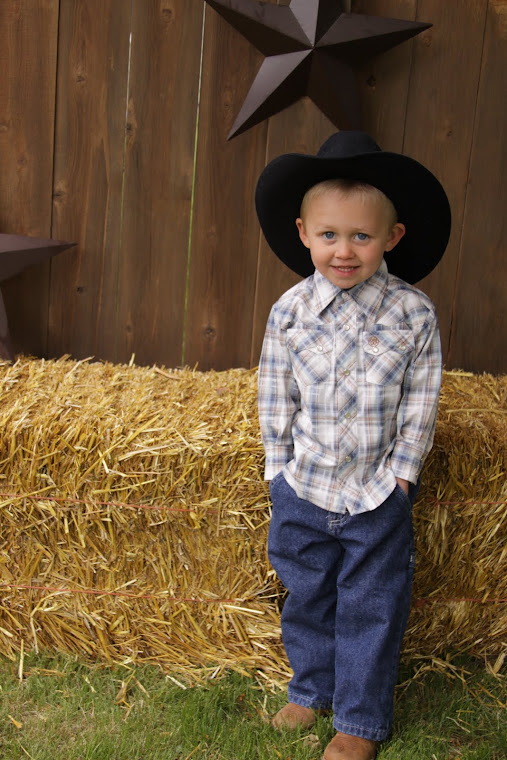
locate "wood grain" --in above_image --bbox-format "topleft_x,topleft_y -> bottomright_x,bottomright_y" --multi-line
115,0 -> 204,366
0,0 -> 505,373
184,2 -> 272,370
0,0 -> 60,356
48,0 -> 132,360
353,0 -> 417,149
402,0 -> 489,366
447,0 -> 507,374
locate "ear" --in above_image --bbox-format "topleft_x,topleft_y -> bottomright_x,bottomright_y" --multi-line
384,222 -> 406,252
296,218 -> 310,249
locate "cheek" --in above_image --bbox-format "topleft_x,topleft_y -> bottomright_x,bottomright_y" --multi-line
310,244 -> 330,261
362,247 -> 385,269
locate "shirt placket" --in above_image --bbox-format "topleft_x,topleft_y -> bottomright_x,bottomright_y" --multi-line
335,292 -> 358,475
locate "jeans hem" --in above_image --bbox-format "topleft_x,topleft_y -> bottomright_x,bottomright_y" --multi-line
287,688 -> 332,711
332,717 -> 388,743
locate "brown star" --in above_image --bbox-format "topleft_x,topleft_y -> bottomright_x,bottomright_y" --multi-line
204,0 -> 431,139
0,233 -> 75,360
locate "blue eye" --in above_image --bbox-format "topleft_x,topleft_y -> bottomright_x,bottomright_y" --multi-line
356,232 -> 369,241
323,231 -> 335,240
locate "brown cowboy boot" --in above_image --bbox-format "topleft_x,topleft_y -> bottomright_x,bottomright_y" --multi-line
322,731 -> 378,760
271,702 -> 324,730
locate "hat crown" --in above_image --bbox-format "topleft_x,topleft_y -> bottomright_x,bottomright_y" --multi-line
317,131 -> 381,159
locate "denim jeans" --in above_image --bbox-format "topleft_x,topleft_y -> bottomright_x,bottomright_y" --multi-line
268,472 -> 418,742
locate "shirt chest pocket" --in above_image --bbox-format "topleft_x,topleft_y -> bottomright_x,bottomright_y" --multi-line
287,329 -> 334,386
363,329 -> 414,385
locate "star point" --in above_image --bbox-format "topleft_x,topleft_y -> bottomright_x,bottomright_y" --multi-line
203,0 -> 431,139
0,233 -> 75,359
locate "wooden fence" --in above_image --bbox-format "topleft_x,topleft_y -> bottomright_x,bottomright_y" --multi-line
0,0 -> 505,373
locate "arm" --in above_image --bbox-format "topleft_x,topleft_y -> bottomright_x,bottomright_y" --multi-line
257,304 -> 300,480
390,311 -> 442,486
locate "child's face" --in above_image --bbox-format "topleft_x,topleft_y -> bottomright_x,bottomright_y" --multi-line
296,188 -> 405,289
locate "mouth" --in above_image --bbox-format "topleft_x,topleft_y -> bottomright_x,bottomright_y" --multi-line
331,265 -> 359,274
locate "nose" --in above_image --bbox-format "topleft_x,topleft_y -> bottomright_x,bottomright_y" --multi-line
333,239 -> 354,259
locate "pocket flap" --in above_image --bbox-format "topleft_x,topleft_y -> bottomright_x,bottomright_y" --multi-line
363,329 -> 414,357
287,329 -> 333,355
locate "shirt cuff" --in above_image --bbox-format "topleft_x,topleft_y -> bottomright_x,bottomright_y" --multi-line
390,441 -> 426,484
263,447 -> 292,481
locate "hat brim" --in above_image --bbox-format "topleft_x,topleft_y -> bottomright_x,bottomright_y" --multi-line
255,150 -> 451,284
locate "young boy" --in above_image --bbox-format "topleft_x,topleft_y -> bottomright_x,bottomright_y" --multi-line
255,132 -> 451,760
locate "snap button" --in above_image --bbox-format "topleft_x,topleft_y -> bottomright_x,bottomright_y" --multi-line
367,336 -> 380,347
316,345 -> 323,352
342,369 -> 351,377
344,456 -> 352,463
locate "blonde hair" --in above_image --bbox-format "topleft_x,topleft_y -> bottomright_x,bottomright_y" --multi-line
300,179 -> 398,229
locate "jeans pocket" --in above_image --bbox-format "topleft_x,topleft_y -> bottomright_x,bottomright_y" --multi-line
394,483 -> 413,512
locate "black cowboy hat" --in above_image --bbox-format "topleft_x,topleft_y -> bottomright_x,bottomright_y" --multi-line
255,131 -> 451,284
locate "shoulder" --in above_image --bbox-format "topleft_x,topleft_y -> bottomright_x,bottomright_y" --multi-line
383,273 -> 438,322
274,275 -> 314,308
269,275 -> 316,325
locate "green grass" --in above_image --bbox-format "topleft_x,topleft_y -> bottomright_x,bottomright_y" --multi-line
0,653 -> 505,759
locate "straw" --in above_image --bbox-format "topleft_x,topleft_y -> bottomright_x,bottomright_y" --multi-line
0,358 -> 504,683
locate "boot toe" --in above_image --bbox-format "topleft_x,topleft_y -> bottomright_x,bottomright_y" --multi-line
322,731 -> 378,760
271,702 -> 318,731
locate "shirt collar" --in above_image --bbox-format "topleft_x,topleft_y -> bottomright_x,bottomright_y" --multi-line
312,260 -> 389,319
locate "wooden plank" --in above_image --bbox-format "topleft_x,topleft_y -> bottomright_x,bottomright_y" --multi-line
184,1 -> 274,370
402,0 -> 489,365
352,0 -> 417,149
250,0 -> 417,367
0,0 -> 59,356
47,0 -> 132,361
447,0 -> 507,374
114,0 -> 204,367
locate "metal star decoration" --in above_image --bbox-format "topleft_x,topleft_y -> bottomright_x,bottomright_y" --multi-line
0,233 -> 75,360
204,0 -> 431,139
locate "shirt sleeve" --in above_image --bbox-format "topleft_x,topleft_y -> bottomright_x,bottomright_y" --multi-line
390,309 -> 442,484
257,304 -> 300,480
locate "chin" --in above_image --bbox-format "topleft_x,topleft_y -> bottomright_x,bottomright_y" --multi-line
328,270 -> 362,287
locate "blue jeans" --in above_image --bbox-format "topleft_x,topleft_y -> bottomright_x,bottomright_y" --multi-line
268,472 -> 418,742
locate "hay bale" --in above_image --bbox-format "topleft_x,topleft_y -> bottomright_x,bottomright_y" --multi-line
0,358 -> 505,684
405,370 -> 507,662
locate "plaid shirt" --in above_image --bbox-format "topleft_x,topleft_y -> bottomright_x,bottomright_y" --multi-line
258,260 -> 442,514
